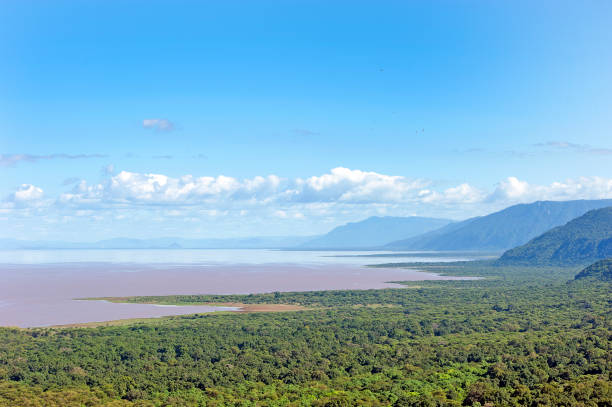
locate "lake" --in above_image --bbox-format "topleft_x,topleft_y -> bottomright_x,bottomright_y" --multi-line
0,249 -> 490,327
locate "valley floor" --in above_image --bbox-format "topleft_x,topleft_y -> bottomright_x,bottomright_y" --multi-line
0,261 -> 610,406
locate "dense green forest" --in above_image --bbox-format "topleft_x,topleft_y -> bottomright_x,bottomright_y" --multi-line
575,259 -> 612,281
498,207 -> 612,266
0,261 -> 610,406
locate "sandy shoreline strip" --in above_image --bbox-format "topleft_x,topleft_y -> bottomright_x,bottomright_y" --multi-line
99,297 -> 309,313
42,303 -> 309,329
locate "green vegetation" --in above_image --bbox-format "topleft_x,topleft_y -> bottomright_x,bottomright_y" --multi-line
0,262 -> 610,406
575,258 -> 612,281
498,207 -> 612,266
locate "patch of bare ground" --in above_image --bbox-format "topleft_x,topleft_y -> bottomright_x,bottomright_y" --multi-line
46,302 -> 310,328
211,303 -> 309,312
91,298 -> 310,313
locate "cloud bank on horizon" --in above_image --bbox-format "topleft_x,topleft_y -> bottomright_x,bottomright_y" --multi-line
3,167 -> 612,240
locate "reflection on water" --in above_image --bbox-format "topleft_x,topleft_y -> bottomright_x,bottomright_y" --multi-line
0,248 -> 493,266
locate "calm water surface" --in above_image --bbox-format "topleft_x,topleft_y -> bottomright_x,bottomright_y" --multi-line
0,249 -> 488,327
0,248 -> 493,265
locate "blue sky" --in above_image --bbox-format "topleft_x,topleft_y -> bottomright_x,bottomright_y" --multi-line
1,1 -> 612,240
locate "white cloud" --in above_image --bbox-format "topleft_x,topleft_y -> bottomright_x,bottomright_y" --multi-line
13,184 -> 44,202
294,167 -> 428,203
52,168 -> 612,212
2,184 -> 47,210
420,183 -> 486,204
142,118 -> 175,132
6,169 -> 612,241
490,176 -> 612,203
492,177 -> 530,200
56,167 -> 481,208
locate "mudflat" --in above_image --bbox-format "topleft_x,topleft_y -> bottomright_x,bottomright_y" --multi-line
0,262 -> 472,327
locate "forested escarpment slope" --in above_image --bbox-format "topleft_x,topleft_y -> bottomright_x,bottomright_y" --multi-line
574,258 -> 612,281
385,199 -> 612,251
497,207 -> 612,266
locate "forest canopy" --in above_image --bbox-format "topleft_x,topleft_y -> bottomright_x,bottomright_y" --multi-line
0,262 -> 610,406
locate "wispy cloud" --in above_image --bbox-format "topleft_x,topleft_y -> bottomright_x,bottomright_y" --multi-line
453,142 -> 612,158
0,153 -> 107,167
534,140 -> 612,155
503,150 -> 536,158
61,177 -> 81,186
142,118 -> 175,132
101,164 -> 115,176
452,148 -> 534,158
293,129 -> 319,136
534,141 -> 584,149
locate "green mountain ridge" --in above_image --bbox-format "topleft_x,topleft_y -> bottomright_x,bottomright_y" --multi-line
385,199 -> 612,251
574,258 -> 612,281
497,207 -> 612,266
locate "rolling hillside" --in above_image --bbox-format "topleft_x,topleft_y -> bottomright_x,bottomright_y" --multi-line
574,258 -> 612,281
385,199 -> 612,251
497,207 -> 612,266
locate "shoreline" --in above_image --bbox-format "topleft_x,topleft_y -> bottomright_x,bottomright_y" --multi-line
94,297 -> 310,312
0,260 -> 479,328
14,303 -> 310,329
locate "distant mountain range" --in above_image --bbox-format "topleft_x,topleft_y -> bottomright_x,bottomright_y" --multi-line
497,207 -> 612,266
6,199 -> 612,253
297,216 -> 452,249
0,236 -> 316,250
384,199 -> 612,251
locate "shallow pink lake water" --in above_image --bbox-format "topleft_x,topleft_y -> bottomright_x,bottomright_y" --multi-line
0,250 -> 482,327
